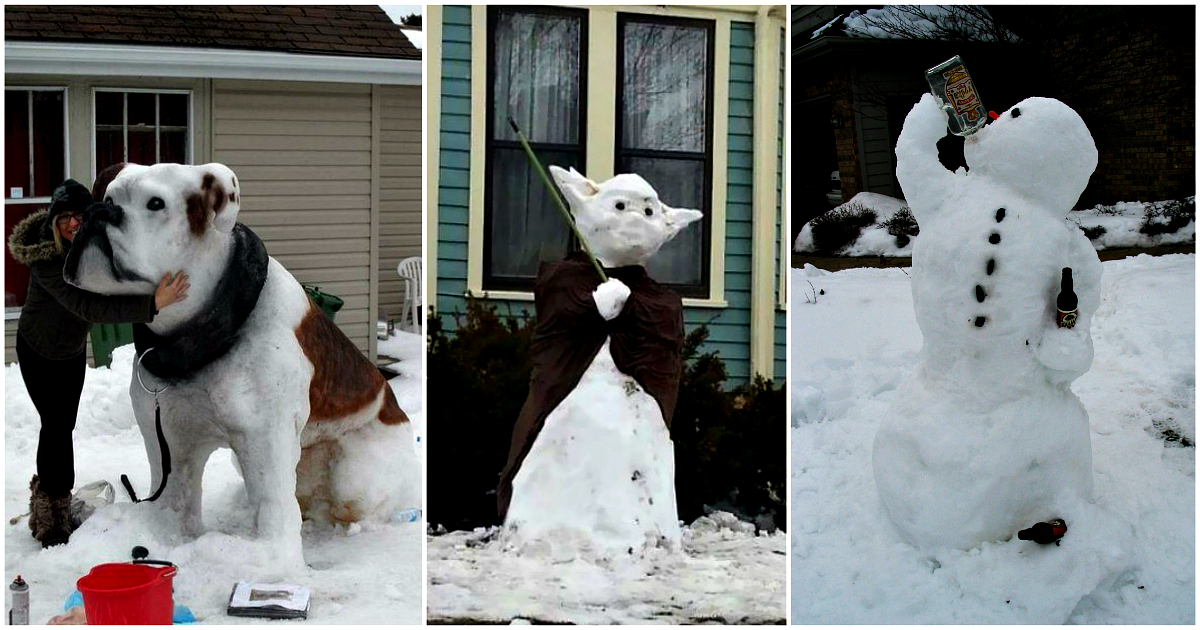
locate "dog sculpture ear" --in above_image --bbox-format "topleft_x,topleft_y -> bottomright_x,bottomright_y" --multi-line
549,165 -> 599,211
91,163 -> 127,202
188,163 -> 241,235
662,204 -> 704,239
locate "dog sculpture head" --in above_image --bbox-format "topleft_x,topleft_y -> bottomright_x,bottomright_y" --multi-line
549,166 -> 703,268
64,162 -> 241,295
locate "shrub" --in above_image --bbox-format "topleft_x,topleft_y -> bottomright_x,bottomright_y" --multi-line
1140,198 -> 1195,236
427,301 -> 787,532
810,202 -> 878,254
1081,224 -> 1107,240
881,206 -> 919,248
1094,204 -> 1123,216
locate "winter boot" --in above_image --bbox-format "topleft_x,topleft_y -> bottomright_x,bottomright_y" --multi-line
28,475 -> 73,548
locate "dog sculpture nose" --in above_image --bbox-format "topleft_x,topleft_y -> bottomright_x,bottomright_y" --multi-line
85,201 -> 123,228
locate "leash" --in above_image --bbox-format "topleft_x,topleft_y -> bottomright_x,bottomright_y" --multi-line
122,348 -> 172,503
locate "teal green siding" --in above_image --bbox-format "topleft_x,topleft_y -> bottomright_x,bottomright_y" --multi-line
436,5 -> 472,322
435,9 -> 776,386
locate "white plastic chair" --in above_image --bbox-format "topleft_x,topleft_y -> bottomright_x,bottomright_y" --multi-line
396,256 -> 423,333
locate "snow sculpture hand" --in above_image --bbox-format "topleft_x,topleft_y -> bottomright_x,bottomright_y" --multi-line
1034,325 -> 1095,384
593,278 -> 631,321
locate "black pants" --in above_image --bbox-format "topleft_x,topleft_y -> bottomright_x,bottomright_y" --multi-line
16,333 -> 86,498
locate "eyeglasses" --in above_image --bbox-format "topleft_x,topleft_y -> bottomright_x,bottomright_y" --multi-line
56,212 -> 84,225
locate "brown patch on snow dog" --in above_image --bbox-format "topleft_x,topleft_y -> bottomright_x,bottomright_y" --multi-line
294,301 -> 408,425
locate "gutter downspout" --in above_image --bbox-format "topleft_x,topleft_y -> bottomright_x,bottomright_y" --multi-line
750,5 -> 783,380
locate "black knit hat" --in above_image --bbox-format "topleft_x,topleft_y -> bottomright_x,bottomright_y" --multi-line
43,179 -> 93,237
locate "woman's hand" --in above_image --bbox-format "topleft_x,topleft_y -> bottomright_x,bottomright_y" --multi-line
154,271 -> 190,311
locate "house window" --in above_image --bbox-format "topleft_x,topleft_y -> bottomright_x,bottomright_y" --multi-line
484,6 -> 587,291
5,87 -> 67,309
93,89 -> 191,177
617,14 -> 714,297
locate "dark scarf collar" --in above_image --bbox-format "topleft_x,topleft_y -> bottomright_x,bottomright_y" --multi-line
134,223 -> 269,383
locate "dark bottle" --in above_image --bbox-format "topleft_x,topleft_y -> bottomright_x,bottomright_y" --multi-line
1057,268 -> 1078,328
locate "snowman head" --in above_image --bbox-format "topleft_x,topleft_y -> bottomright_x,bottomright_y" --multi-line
549,166 -> 704,268
964,97 -> 1097,215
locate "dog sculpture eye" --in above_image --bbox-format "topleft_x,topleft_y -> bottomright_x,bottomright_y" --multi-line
644,208 -> 653,217
147,197 -> 165,211
615,202 -> 625,211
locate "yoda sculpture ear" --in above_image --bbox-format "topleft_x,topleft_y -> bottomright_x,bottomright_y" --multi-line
549,165 -> 600,212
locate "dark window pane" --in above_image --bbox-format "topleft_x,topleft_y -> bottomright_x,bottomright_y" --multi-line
6,203 -> 42,307
96,130 -> 125,175
30,91 -> 65,198
622,156 -> 706,287
127,92 -> 156,127
128,129 -> 156,165
161,130 -> 187,164
159,93 -> 188,127
492,11 -> 581,144
621,21 -> 708,153
5,90 -> 30,198
95,91 -> 123,126
488,147 -> 579,283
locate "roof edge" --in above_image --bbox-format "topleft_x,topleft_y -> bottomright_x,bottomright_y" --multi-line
5,41 -> 421,86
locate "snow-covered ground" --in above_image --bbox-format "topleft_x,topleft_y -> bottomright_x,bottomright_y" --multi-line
791,254 -> 1195,623
427,513 -> 785,624
5,330 -> 425,624
795,192 -> 1196,256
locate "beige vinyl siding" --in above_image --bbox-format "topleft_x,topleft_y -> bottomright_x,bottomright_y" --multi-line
212,79 -> 375,355
4,321 -> 16,364
377,85 -> 422,323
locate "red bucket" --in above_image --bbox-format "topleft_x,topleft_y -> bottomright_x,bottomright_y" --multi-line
77,562 -> 176,625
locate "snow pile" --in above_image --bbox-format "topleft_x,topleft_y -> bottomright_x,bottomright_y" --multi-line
796,193 -> 1195,256
793,192 -> 914,256
428,514 -> 785,624
507,342 -> 680,555
5,332 -> 425,624
874,94 -> 1104,549
791,254 -> 1195,623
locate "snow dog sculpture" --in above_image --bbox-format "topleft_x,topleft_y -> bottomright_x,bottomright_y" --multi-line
497,166 -> 703,554
64,162 -> 421,566
873,95 -> 1103,549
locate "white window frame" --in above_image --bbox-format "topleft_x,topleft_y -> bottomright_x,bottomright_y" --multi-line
465,5 -> 733,308
5,86 -> 69,319
90,87 -> 194,179
4,85 -> 70,206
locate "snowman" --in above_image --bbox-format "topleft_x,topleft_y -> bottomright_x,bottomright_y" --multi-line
496,166 -> 703,555
872,94 -> 1104,549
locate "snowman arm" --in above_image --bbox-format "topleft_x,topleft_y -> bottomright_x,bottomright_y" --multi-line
895,94 -> 957,212
593,278 -> 631,321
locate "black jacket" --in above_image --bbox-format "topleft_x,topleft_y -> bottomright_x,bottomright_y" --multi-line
8,209 -> 156,360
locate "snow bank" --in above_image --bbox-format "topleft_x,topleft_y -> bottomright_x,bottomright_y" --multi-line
427,513 -> 785,624
791,254 -> 1195,623
796,194 -> 1195,256
5,333 -> 425,624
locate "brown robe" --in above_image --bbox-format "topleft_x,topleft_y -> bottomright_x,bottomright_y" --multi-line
496,253 -> 685,520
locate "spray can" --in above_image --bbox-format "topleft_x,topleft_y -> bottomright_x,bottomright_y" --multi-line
925,55 -> 988,136
9,575 -> 29,625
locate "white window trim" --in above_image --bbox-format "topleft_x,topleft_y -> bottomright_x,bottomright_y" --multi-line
4,85 -> 69,204
90,88 -> 194,180
465,5 -> 733,309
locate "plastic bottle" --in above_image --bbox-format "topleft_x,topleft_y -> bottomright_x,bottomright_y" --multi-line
1057,268 -> 1078,328
9,575 -> 29,625
925,55 -> 988,136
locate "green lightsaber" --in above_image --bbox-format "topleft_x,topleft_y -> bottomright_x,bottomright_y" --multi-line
507,115 -> 607,282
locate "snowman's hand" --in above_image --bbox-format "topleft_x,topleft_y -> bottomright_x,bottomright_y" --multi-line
593,278 -> 631,321
895,93 -> 958,217
1034,325 -> 1094,384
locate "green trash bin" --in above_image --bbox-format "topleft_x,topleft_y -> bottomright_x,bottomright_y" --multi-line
303,284 -> 344,321
90,323 -> 135,368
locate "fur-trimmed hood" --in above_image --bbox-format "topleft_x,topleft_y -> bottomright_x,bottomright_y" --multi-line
8,209 -> 61,266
